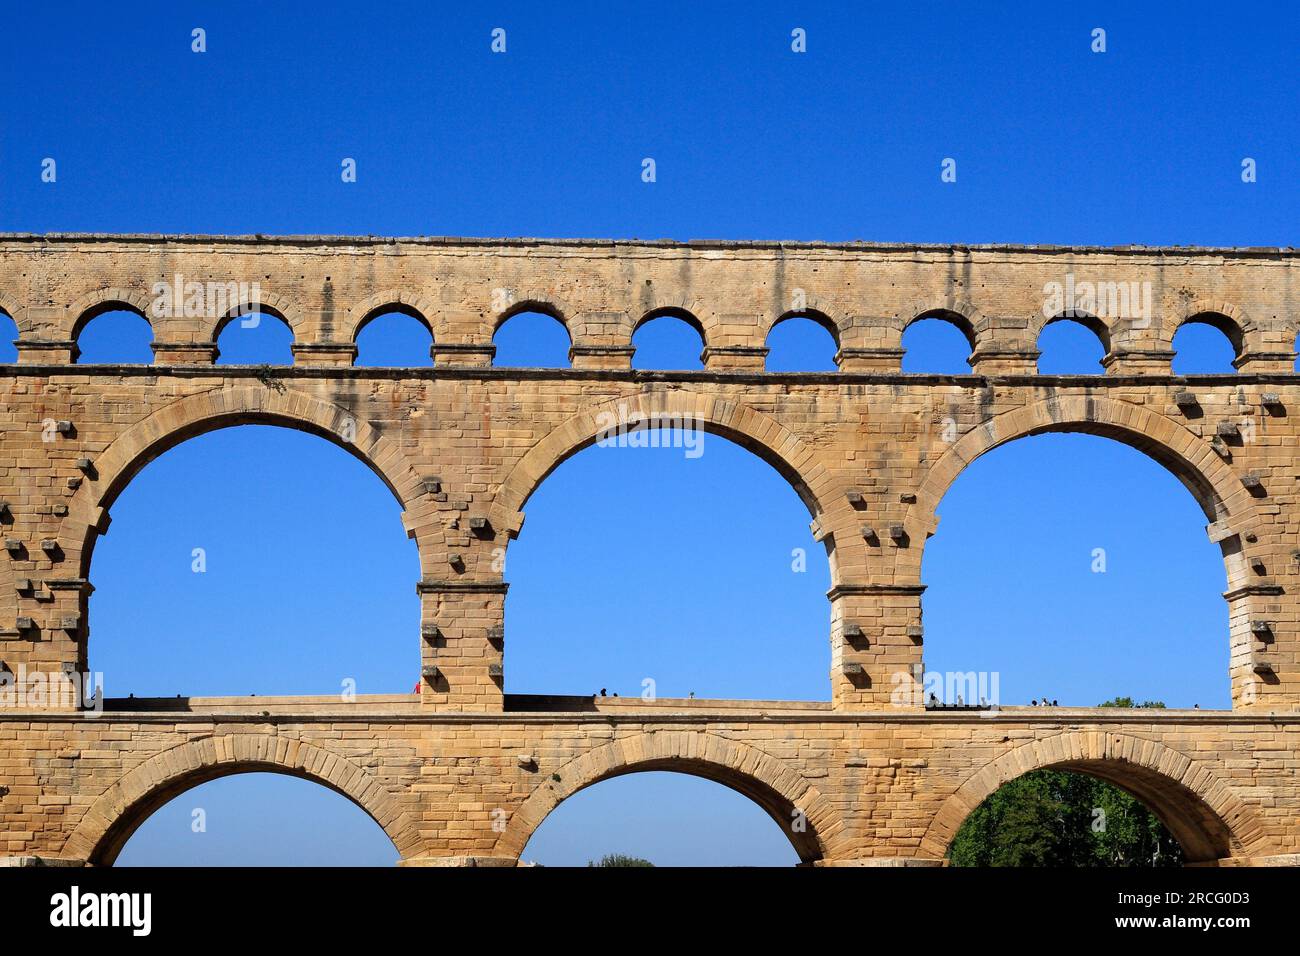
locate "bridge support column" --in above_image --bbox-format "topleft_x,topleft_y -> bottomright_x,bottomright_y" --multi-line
829,583 -> 925,709
1234,350 -> 1298,374
968,348 -> 1039,375
432,342 -> 496,367
291,342 -> 357,366
151,341 -> 218,364
702,345 -> 768,371
15,339 -> 78,364
569,344 -> 635,370
835,347 -> 904,372
1102,348 -> 1175,375
416,580 -> 506,711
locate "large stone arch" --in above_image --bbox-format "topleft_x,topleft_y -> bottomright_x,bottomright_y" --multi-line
493,730 -> 842,864
57,384 -> 440,580
488,391 -> 840,546
920,731 -> 1270,864
63,734 -> 420,865
904,395 -> 1261,581
901,395 -> 1267,707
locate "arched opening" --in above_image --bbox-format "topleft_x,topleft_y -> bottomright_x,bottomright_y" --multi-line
504,429 -> 830,700
520,771 -> 802,866
114,771 -> 400,866
355,307 -> 433,367
921,433 -> 1228,708
765,313 -> 839,371
215,310 -> 294,364
949,764 -> 1185,867
89,424 -> 420,697
1172,314 -> 1240,374
74,306 -> 154,364
632,309 -> 706,370
928,726 -> 1256,867
0,309 -> 16,363
902,311 -> 975,373
1036,316 -> 1108,374
493,308 -> 570,367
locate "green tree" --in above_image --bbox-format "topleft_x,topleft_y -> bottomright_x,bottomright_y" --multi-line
587,853 -> 654,867
948,697 -> 1182,867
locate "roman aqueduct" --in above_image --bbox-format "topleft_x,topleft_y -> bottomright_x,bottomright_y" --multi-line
0,233 -> 1297,865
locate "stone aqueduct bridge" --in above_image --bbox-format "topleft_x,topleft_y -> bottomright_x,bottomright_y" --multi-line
0,233 -> 1298,866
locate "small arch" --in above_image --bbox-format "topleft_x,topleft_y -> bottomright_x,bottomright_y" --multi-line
902,310 -> 977,373
215,306 -> 295,365
66,288 -> 155,341
1173,312 -> 1242,374
493,304 -> 571,367
347,291 -> 442,341
920,732 -> 1268,864
491,295 -> 575,332
632,308 -> 707,369
0,307 -> 17,363
355,305 -> 434,367
65,734 -> 420,865
0,292 -> 23,334
765,312 -> 840,371
493,732 -> 839,864
1036,314 -> 1109,374
74,307 -> 155,364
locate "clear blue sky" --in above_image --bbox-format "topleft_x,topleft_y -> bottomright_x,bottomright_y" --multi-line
3,2 -> 1295,866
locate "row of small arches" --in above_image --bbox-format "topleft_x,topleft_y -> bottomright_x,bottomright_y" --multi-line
0,304 -> 1288,373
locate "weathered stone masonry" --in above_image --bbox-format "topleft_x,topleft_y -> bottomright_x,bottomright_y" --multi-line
0,234 -> 1297,865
